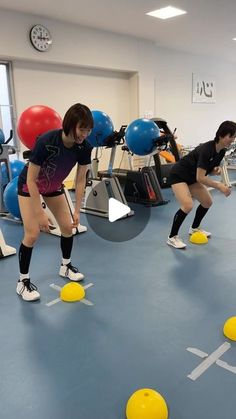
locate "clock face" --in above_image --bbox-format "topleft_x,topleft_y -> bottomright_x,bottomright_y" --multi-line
30,24 -> 52,52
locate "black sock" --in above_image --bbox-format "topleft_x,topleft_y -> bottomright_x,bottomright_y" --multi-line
192,204 -> 209,229
169,209 -> 188,238
19,242 -> 33,275
60,235 -> 73,260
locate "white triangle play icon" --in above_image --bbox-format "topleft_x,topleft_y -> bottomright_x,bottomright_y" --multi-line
108,198 -> 131,222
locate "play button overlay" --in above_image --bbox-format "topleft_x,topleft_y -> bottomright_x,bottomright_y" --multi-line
84,196 -> 151,243
108,198 -> 131,222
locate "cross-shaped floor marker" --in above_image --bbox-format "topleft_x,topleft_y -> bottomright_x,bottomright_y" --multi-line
46,282 -> 94,307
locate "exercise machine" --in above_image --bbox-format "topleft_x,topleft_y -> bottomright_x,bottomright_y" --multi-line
0,228 -> 16,258
151,118 -> 181,188
81,126 -> 134,218
98,126 -> 169,206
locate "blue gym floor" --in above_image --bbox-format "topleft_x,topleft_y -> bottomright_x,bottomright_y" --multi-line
0,181 -> 236,419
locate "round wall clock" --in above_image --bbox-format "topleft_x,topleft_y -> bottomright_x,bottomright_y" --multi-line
29,24 -> 52,52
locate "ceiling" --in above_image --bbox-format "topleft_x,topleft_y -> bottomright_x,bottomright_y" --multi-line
1,0 -> 236,63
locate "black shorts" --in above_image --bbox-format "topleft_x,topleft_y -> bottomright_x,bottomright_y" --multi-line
18,185 -> 64,198
169,171 -> 195,186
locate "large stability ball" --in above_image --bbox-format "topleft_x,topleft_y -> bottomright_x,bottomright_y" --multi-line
1,160 -> 25,186
125,118 -> 160,156
87,110 -> 114,147
3,176 -> 21,219
10,160 -> 25,178
0,128 -> 5,144
17,105 -> 62,150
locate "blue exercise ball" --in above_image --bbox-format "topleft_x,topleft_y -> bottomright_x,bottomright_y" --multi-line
3,176 -> 21,219
87,110 -> 114,147
1,162 -> 9,186
10,160 -> 25,178
125,118 -> 160,156
1,160 -> 25,185
0,129 -> 5,144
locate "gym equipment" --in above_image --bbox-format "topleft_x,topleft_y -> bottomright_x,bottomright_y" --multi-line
60,282 -> 85,302
223,316 -> 236,341
87,110 -> 114,147
17,105 -> 62,150
189,231 -> 208,244
98,126 -> 169,207
0,130 -> 16,213
126,388 -> 168,419
3,176 -> 21,219
125,118 -> 160,155
2,159 -> 25,181
82,122 -> 134,218
151,118 -> 181,188
0,229 -> 16,258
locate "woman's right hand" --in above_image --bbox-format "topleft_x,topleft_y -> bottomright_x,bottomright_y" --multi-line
38,211 -> 51,232
218,183 -> 231,197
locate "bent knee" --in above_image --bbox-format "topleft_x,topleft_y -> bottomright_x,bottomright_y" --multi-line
24,229 -> 40,246
60,223 -> 73,237
182,201 -> 194,213
202,199 -> 213,209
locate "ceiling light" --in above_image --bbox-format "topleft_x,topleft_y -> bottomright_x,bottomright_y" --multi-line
233,38 -> 236,41
146,6 -> 187,20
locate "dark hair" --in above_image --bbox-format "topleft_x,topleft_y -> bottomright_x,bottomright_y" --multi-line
62,103 -> 94,137
214,120 -> 236,143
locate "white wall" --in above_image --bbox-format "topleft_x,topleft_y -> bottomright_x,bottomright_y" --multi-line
154,48 -> 236,146
1,7 -> 236,156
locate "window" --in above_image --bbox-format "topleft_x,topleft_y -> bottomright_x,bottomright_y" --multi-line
0,62 -> 17,147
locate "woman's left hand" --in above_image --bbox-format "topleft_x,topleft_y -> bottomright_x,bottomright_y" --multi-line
72,211 -> 80,227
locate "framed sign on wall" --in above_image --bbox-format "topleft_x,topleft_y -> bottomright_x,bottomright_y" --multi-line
192,74 -> 216,103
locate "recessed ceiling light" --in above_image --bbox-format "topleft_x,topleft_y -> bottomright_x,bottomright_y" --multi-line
233,38 -> 236,41
146,6 -> 187,20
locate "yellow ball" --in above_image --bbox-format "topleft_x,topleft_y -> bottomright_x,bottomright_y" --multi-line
189,231 -> 208,244
126,388 -> 168,419
60,282 -> 85,302
223,316 -> 236,341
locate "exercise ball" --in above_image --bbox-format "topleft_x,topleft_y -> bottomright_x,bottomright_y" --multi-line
87,110 -> 114,147
1,162 -> 9,186
125,118 -> 160,156
1,160 -> 25,185
126,388 -> 168,419
3,176 -> 21,219
10,160 -> 25,178
17,105 -> 62,150
0,128 -> 5,144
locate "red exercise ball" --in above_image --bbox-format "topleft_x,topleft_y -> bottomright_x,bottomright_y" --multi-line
17,105 -> 62,150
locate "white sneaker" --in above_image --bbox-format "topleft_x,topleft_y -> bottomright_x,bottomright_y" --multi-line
16,279 -> 40,301
189,227 -> 211,238
167,235 -> 186,249
59,263 -> 84,281
78,224 -> 87,234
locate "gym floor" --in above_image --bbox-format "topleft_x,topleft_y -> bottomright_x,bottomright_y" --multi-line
0,181 -> 236,419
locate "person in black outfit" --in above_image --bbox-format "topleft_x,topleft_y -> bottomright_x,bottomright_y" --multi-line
167,120 -> 236,249
17,103 -> 94,301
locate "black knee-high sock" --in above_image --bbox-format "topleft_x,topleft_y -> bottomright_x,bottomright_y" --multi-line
191,204 -> 209,229
169,209 -> 188,238
60,235 -> 73,260
19,243 -> 33,275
